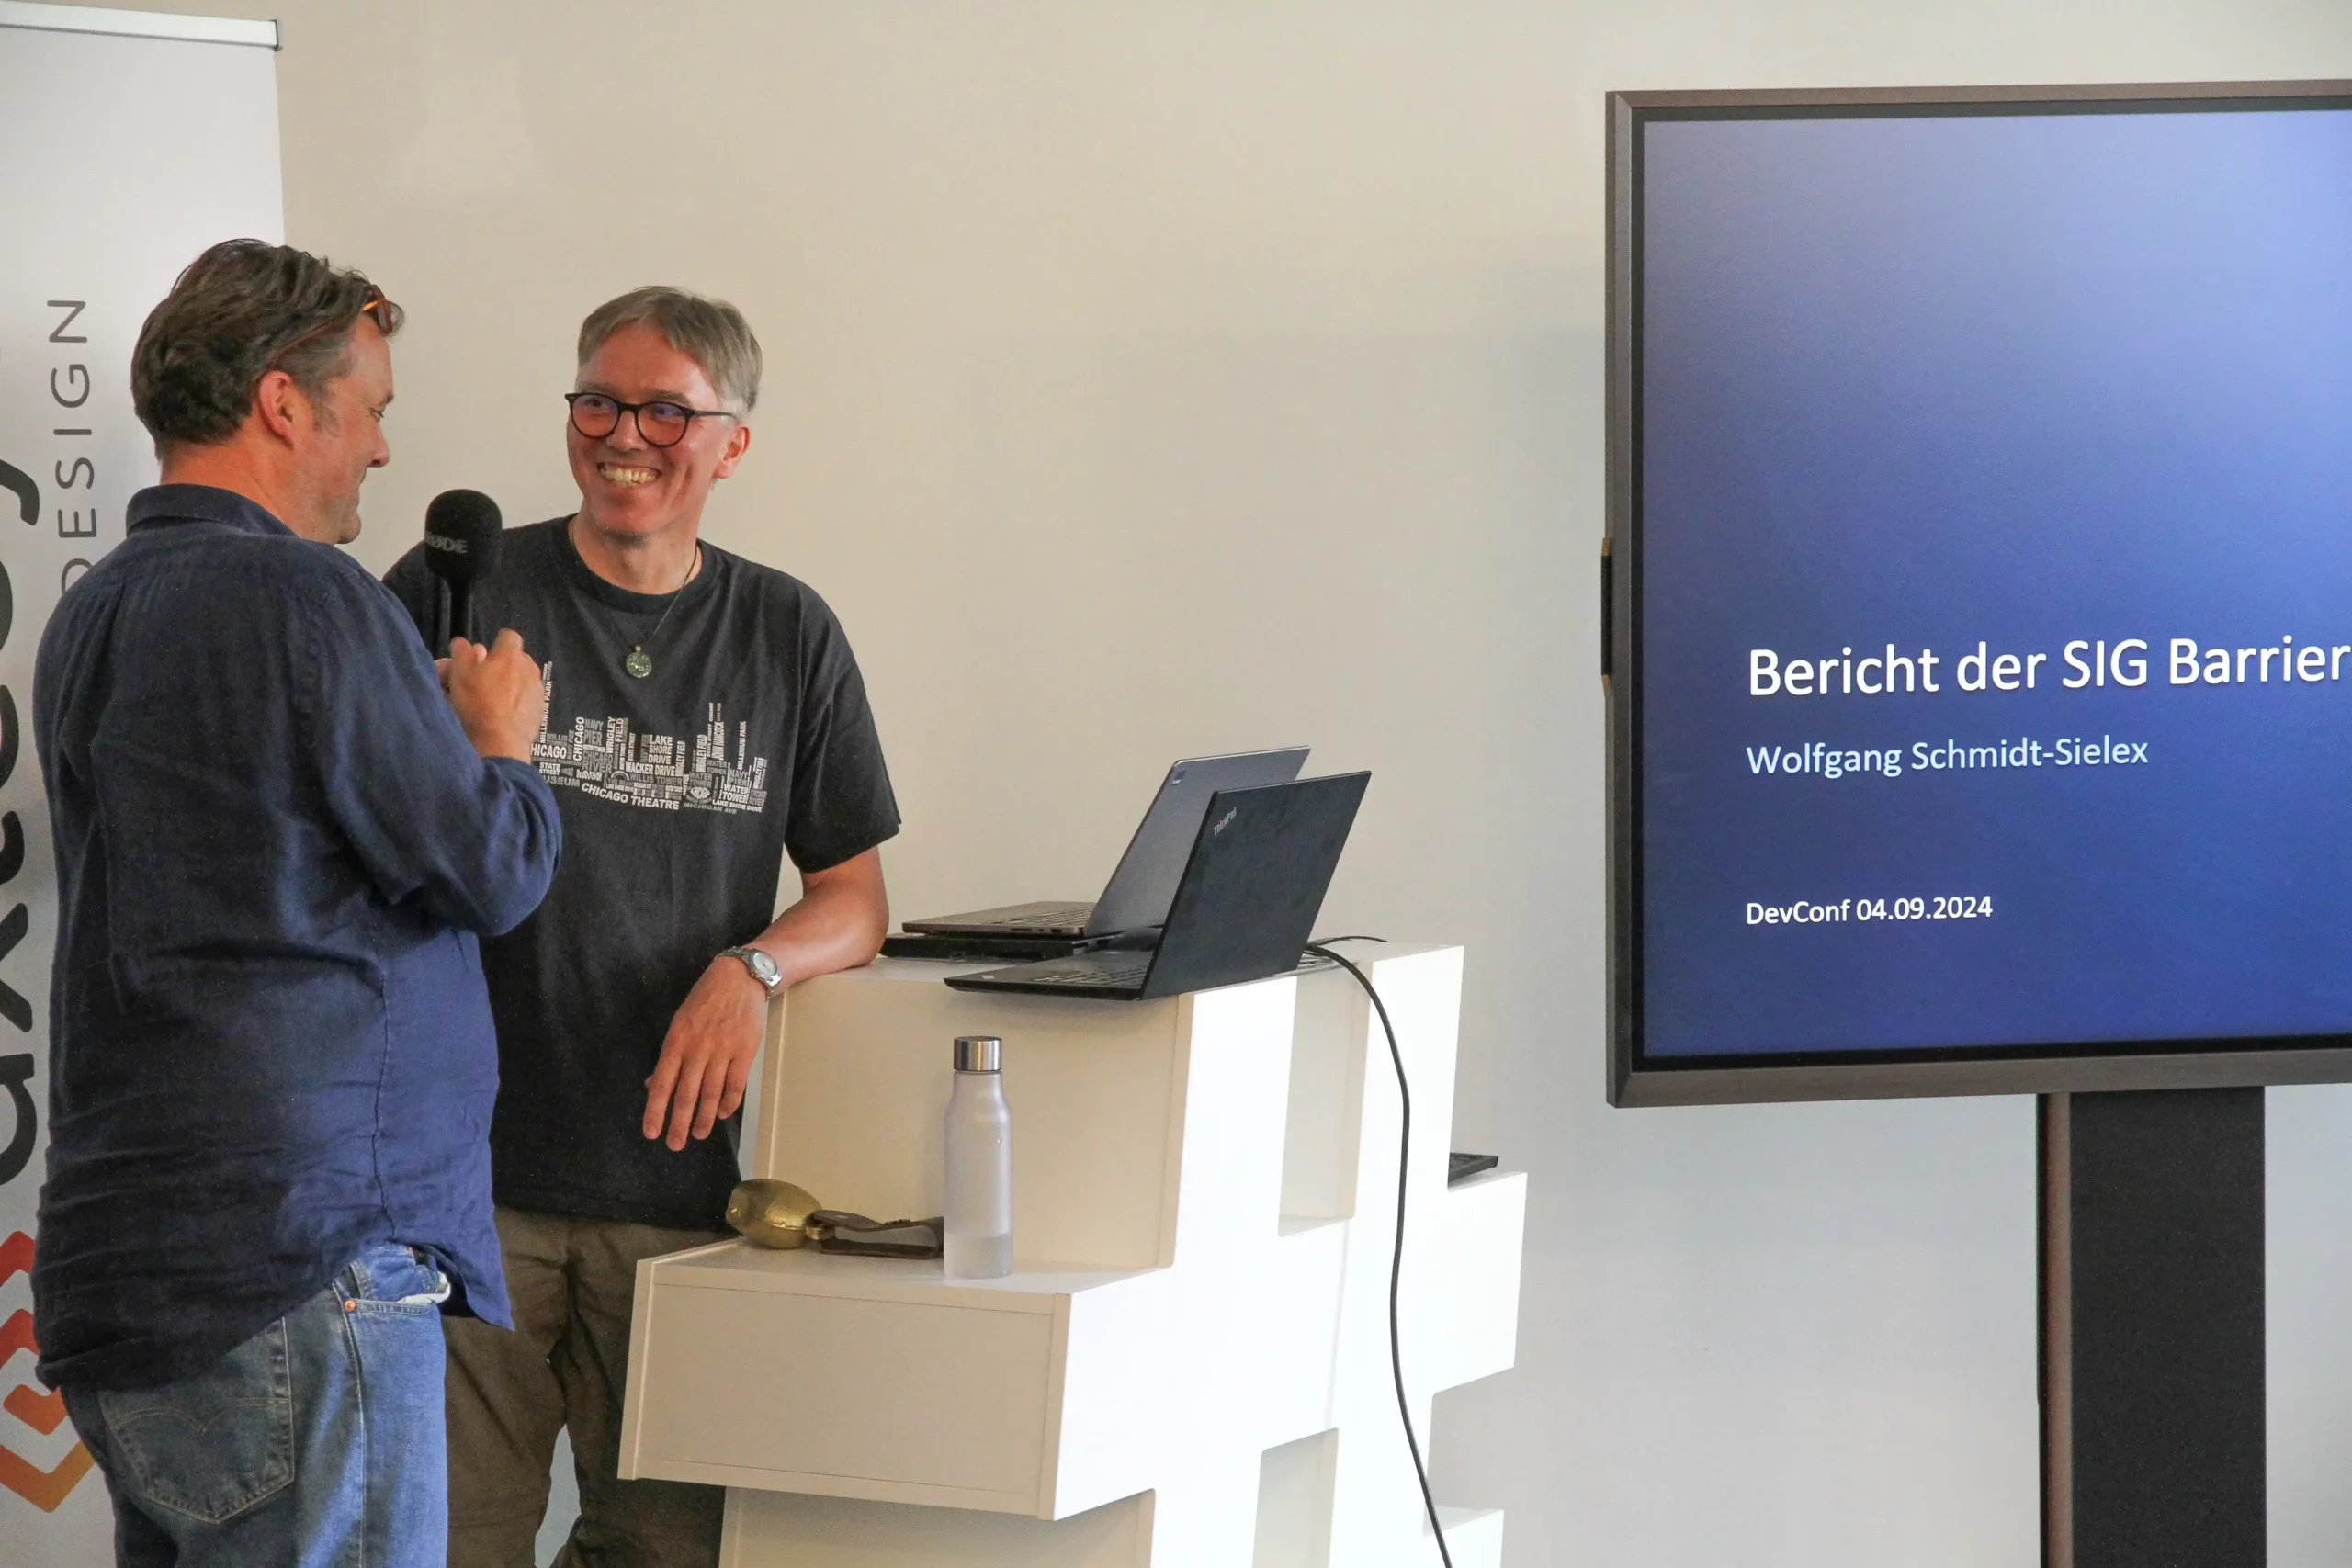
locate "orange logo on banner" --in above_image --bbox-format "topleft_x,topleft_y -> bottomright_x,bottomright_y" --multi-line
1,1231 -> 95,1512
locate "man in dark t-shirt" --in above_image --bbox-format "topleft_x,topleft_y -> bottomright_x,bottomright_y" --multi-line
385,288 -> 898,1568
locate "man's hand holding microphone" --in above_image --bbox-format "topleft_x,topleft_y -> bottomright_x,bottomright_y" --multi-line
421,486 -> 545,762
443,629 -> 548,763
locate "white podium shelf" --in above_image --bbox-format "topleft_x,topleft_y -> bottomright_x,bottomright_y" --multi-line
618,945 -> 1525,1566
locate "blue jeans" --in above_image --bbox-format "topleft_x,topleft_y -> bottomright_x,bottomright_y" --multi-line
63,1242 -> 453,1568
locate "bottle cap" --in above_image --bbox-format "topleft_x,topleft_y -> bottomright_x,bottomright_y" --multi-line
954,1035 -> 1002,1073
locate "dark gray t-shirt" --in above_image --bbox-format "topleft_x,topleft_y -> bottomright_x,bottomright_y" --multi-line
387,519 -> 899,1230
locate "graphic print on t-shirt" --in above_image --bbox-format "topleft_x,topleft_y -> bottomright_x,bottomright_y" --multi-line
528,664 -> 770,815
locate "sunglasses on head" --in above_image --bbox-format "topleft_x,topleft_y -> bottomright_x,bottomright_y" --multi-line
356,284 -> 397,337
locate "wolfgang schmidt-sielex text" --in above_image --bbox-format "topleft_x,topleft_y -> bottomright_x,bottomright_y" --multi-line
1747,737 -> 2146,779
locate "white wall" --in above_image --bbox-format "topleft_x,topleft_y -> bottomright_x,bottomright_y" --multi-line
69,2 -> 2352,1562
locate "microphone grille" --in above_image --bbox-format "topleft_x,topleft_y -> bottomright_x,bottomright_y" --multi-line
423,490 -> 503,583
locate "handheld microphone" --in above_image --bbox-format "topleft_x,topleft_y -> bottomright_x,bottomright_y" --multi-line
422,490 -> 503,654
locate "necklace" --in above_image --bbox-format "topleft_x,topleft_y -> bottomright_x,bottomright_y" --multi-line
576,523 -> 702,678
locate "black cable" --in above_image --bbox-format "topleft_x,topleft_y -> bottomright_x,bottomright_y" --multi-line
1303,938 -> 1453,1568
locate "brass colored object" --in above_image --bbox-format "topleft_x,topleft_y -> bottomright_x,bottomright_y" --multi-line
726,1179 -> 821,1249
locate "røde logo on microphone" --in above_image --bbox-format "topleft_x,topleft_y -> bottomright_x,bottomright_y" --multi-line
424,533 -> 470,554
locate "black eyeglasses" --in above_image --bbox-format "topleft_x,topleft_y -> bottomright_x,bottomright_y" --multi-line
565,392 -> 737,449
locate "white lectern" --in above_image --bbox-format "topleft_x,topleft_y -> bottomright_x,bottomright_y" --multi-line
617,945 -> 1525,1565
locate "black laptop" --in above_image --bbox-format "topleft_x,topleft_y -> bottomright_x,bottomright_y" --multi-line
944,772 -> 1369,1001
901,748 -> 1309,943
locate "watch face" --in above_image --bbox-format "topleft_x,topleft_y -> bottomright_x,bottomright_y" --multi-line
733,948 -> 779,988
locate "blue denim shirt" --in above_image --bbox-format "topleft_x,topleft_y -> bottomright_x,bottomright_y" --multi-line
32,485 -> 561,1391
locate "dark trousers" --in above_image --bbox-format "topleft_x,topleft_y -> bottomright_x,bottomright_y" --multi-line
444,1205 -> 726,1568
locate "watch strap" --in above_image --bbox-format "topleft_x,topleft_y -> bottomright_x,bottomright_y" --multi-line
720,945 -> 781,996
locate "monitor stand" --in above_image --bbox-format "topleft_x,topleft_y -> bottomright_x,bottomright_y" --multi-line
2039,1088 -> 2264,1568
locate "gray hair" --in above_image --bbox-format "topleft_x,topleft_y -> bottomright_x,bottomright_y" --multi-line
576,287 -> 762,413
131,238 -> 402,456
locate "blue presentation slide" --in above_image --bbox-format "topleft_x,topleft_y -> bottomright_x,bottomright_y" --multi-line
1640,106 -> 2352,1058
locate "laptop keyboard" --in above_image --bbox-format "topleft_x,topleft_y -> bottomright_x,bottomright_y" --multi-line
988,950 -> 1337,991
1013,954 -> 1152,987
1000,906 -> 1091,930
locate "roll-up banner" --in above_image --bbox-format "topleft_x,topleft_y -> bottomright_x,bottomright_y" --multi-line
0,2 -> 281,1548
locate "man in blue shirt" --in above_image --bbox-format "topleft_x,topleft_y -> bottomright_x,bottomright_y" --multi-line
32,239 -> 562,1568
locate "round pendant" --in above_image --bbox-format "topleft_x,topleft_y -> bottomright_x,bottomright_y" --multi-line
625,649 -> 653,679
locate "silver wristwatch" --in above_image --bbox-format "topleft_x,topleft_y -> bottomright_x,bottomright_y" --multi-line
720,945 -> 782,998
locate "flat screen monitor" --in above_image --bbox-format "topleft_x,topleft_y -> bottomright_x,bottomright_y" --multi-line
1608,81 -> 2352,1104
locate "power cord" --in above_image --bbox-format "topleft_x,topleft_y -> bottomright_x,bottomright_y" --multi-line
1303,936 -> 1453,1568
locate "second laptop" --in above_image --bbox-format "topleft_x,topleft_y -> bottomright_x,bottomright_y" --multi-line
899,747 -> 1309,943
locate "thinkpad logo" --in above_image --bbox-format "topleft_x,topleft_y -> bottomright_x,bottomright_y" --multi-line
1211,807 -> 1238,836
